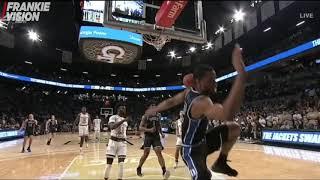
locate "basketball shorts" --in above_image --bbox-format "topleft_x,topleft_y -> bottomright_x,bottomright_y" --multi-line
143,135 -> 163,149
49,127 -> 56,134
24,130 -> 34,137
181,125 -> 229,180
106,139 -> 127,159
78,125 -> 89,136
176,137 -> 182,146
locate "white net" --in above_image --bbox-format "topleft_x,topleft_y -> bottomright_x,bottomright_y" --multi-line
143,34 -> 171,51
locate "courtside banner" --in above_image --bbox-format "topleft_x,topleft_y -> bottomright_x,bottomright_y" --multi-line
0,130 -> 25,141
262,129 -> 320,147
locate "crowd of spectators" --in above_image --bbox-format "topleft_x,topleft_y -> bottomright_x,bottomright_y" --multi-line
0,58 -> 319,143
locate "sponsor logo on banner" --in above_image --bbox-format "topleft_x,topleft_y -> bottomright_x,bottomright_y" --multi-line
79,26 -> 142,64
97,45 -> 125,63
262,130 -> 320,146
1,1 -> 51,23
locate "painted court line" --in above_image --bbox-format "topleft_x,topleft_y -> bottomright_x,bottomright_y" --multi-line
59,155 -> 79,180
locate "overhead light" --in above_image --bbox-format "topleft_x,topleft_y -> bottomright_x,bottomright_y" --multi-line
263,27 -> 271,32
133,75 -> 139,77
177,73 -> 182,76
83,71 -> 88,74
156,74 -> 160,77
189,47 -> 196,52
316,59 -> 320,64
28,30 -> 41,41
111,74 -> 116,77
169,51 -> 176,58
60,68 -> 67,71
58,76 -> 61,79
57,90 -> 60,93
177,56 -> 182,59
137,82 -> 140,84
119,82 -> 122,85
296,20 -> 305,27
233,9 -> 245,22
21,86 -> 26,90
215,26 -> 225,34
147,58 -> 152,62
24,61 -> 32,64
206,42 -> 213,49
64,91 -> 68,94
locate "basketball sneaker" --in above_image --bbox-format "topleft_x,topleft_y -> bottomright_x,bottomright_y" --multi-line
174,161 -> 178,169
21,149 -> 25,153
163,169 -> 170,180
211,155 -> 238,176
27,147 -> 31,152
136,167 -> 142,177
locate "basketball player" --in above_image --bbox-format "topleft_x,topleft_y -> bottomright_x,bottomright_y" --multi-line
104,105 -> 128,180
46,115 -> 58,145
20,114 -> 38,153
75,107 -> 91,152
174,111 -> 184,169
136,103 -> 170,179
93,115 -> 102,141
145,45 -> 247,179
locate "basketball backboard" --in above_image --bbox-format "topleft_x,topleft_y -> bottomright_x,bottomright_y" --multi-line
103,0 -> 207,51
100,108 -> 113,118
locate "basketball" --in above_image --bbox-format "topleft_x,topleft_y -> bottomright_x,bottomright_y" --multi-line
183,73 -> 194,88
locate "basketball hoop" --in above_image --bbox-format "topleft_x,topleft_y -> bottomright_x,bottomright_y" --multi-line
143,25 -> 171,51
143,34 -> 170,51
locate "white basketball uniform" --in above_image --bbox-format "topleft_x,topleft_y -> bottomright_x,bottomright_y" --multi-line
176,118 -> 183,146
93,118 -> 101,132
106,115 -> 128,158
78,113 -> 89,136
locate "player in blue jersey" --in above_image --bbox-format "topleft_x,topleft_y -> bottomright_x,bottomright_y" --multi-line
145,45 -> 247,180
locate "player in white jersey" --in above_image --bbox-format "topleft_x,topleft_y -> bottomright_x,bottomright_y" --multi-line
75,107 -> 91,152
104,105 -> 128,180
174,111 -> 184,169
93,115 -> 102,141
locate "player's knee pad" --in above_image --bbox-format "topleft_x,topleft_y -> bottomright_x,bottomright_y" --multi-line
106,157 -> 114,164
118,157 -> 126,163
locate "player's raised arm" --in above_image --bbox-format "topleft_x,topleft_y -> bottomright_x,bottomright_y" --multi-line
145,89 -> 189,116
203,45 -> 247,121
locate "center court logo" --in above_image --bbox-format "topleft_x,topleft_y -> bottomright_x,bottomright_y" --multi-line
1,1 -> 51,23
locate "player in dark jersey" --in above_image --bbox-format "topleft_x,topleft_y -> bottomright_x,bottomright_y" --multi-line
145,45 -> 247,180
137,103 -> 170,179
20,114 -> 38,153
46,115 -> 58,145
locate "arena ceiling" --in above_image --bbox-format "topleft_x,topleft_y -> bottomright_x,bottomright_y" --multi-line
0,1 -> 319,81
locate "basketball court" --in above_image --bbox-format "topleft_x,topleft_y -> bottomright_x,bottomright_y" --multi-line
0,133 -> 319,179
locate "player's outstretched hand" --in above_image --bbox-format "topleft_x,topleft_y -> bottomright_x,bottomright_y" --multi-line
232,43 -> 246,76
